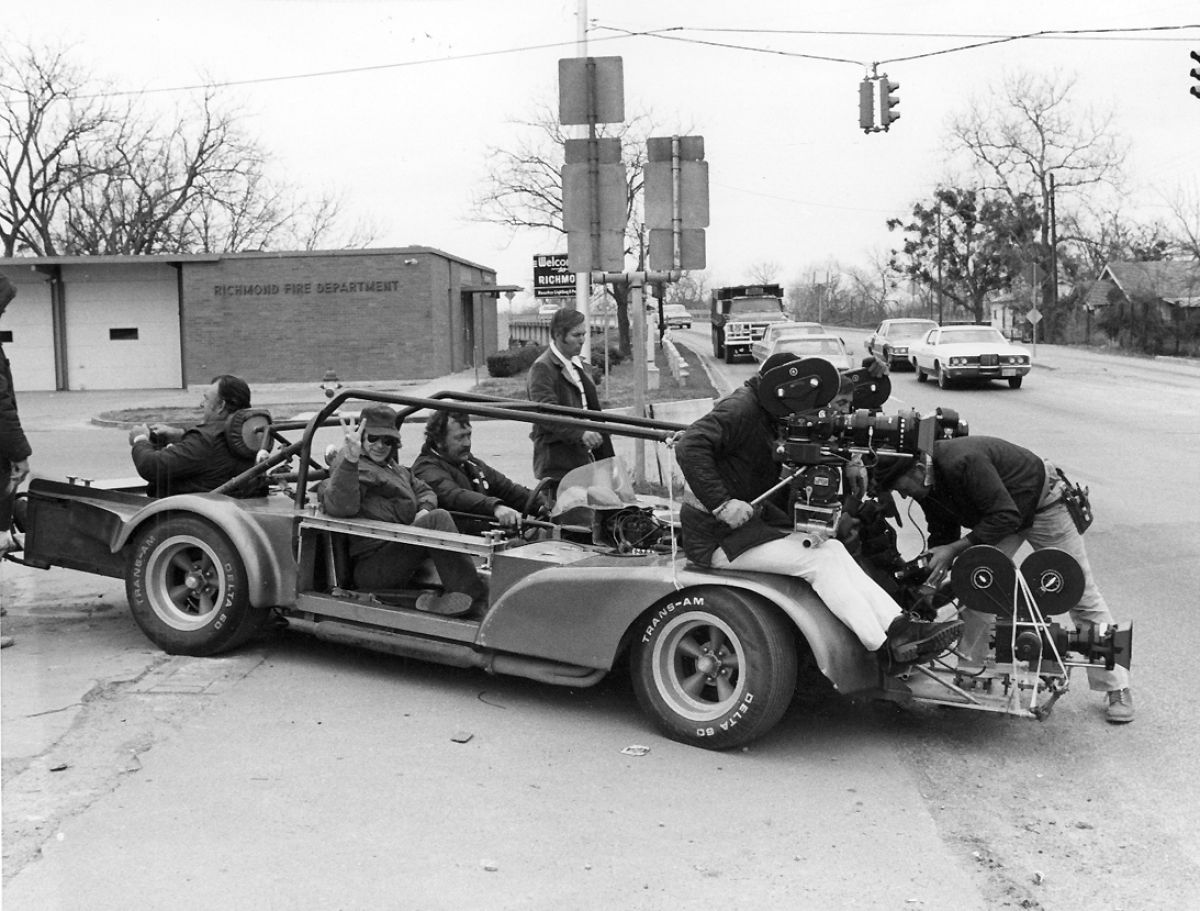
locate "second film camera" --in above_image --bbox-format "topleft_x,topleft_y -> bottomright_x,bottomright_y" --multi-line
756,356 -> 968,546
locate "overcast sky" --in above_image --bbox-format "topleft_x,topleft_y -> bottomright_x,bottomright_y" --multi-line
9,1 -> 1200,301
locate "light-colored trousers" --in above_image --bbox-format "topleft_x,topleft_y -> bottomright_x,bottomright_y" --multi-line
713,536 -> 901,651
958,468 -> 1129,693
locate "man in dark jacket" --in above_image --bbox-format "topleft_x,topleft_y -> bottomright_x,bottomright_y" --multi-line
321,404 -> 487,617
526,307 -> 614,485
1,273 -> 31,649
674,354 -> 962,670
875,435 -> 1133,723
128,374 -> 266,498
413,410 -> 545,529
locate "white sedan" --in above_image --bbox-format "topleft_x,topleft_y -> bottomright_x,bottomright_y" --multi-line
754,333 -> 855,371
749,322 -> 826,362
909,324 -> 1032,389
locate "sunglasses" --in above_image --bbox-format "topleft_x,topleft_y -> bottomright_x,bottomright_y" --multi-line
365,433 -> 396,444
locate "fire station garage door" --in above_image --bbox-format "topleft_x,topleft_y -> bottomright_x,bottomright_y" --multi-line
2,274 -> 56,392
63,263 -> 182,390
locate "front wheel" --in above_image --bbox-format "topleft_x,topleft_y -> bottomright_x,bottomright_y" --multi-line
915,362 -> 928,383
126,516 -> 262,656
631,590 -> 797,750
1008,376 -> 1024,389
936,365 -> 952,389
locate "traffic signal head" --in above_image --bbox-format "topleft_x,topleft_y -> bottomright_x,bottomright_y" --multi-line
859,78 -> 876,132
1191,50 -> 1200,99
878,76 -> 900,129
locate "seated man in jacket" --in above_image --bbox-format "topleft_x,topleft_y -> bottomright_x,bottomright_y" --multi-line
128,374 -> 267,498
321,404 -> 487,617
412,410 -> 547,530
674,353 -> 963,672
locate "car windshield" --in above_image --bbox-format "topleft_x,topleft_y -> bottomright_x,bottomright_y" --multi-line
774,338 -> 845,357
889,322 -> 936,339
939,328 -> 1007,345
729,297 -> 781,315
770,325 -> 823,341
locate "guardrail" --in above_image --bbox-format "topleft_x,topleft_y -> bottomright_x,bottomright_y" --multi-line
660,335 -> 689,384
508,316 -> 617,348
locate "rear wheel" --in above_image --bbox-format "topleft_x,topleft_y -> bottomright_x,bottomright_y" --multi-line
126,516 -> 262,656
631,590 -> 797,750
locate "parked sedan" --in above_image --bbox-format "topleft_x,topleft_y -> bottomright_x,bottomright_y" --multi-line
864,318 -> 938,370
909,324 -> 1032,389
756,333 -> 855,371
750,322 -> 826,362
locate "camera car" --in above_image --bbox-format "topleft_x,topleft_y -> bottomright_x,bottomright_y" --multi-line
9,376 -> 1130,750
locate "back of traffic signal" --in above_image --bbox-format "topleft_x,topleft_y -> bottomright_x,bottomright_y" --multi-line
859,73 -> 900,133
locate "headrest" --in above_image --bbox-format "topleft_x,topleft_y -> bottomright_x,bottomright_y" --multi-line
226,408 -> 273,459
757,356 -> 840,418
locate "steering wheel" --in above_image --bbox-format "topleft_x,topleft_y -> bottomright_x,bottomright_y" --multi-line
523,477 -> 558,519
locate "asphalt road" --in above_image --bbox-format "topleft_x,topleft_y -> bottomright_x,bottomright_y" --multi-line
3,332 -> 1200,909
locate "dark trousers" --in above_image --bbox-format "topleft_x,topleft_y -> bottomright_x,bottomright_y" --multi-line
352,508 -> 486,598
0,456 -> 13,529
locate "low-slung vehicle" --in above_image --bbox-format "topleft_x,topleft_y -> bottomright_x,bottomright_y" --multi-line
10,384 -> 1124,750
909,324 -> 1032,389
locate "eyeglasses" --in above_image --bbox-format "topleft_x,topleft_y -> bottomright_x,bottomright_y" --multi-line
365,434 -> 396,444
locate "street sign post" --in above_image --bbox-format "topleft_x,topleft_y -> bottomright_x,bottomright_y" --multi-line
644,135 -> 708,271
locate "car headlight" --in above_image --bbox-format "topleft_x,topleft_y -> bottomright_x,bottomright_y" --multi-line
949,356 -> 967,366
892,346 -> 908,355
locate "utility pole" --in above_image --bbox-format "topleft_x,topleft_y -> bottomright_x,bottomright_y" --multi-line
574,0 -> 591,360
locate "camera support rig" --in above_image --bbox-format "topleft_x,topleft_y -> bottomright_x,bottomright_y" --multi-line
885,544 -> 1133,720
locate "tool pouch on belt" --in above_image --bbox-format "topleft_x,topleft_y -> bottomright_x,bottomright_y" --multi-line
1056,468 -> 1093,534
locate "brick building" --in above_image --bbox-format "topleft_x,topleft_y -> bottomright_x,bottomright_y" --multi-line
0,247 -> 516,391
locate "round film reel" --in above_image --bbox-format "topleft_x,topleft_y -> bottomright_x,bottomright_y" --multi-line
1018,548 -> 1085,617
950,545 -> 1017,615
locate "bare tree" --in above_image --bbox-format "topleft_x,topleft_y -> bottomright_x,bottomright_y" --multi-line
0,44 -> 122,255
746,260 -> 781,285
471,101 -> 671,355
949,70 -> 1128,301
2,43 -> 370,257
1161,180 -> 1200,261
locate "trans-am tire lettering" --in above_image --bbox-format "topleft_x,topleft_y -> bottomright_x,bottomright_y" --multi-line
631,591 -> 797,750
126,515 -> 263,657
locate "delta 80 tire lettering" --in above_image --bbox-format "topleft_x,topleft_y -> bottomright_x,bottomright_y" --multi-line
631,590 -> 798,750
126,515 -> 261,657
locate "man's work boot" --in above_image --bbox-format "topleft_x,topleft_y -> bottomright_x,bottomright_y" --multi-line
886,612 -> 964,667
1105,688 -> 1134,724
415,591 -> 474,617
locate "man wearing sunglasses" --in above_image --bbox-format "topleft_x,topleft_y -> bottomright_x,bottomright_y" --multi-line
321,404 -> 487,617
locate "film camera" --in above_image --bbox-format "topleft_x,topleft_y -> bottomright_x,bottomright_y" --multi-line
756,356 -> 968,546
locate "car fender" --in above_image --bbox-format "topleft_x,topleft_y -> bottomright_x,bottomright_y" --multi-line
112,495 -> 299,608
479,558 -> 879,695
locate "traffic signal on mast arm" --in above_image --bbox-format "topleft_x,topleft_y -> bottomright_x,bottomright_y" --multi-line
1190,50 -> 1200,100
878,75 -> 900,129
859,78 -> 876,132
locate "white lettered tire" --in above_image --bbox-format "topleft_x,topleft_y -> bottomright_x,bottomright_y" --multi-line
126,516 -> 262,656
631,589 -> 797,750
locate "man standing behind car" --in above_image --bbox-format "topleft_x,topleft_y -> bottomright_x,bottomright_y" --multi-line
526,307 -> 614,486
413,410 -> 547,530
128,374 -> 266,498
874,435 -> 1133,724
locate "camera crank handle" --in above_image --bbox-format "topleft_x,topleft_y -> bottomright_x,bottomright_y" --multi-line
750,466 -> 807,507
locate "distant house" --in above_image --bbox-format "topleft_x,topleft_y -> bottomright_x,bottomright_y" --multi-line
1082,260 -> 1200,355
1084,260 -> 1200,316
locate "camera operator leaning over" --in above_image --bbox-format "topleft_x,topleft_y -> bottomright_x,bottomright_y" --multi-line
874,436 -> 1133,724
674,353 -> 964,671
